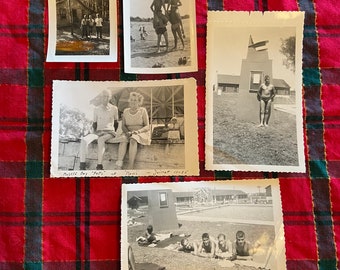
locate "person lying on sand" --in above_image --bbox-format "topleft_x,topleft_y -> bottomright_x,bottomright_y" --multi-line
136,225 -> 158,245
178,238 -> 199,254
136,224 -> 173,246
230,230 -> 261,261
215,233 -> 233,259
196,233 -> 217,258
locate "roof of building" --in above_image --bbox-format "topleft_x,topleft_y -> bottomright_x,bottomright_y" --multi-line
272,78 -> 290,89
173,189 -> 246,197
218,75 -> 290,89
217,74 -> 240,85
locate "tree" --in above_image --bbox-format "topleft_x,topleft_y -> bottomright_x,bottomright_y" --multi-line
280,36 -> 295,72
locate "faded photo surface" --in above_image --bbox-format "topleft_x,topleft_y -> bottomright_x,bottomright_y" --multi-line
47,0 -> 117,62
123,0 -> 197,73
50,79 -> 198,177
121,179 -> 286,270
205,12 -> 305,173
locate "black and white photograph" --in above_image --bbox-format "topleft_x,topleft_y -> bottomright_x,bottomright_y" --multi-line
121,179 -> 286,270
123,0 -> 197,73
205,12 -> 305,172
50,79 -> 198,177
47,0 -> 117,62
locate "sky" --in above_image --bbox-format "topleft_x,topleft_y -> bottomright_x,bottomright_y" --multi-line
54,82 -> 127,120
129,0 -> 192,19
208,26 -> 297,88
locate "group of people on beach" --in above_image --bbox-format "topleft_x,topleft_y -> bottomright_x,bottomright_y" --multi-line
80,13 -> 104,39
131,224 -> 261,270
150,0 -> 186,53
178,231 -> 261,261
79,90 -> 151,170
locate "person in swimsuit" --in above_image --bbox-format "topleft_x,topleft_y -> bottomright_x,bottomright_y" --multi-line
230,230 -> 261,261
178,238 -> 198,254
150,0 -> 169,53
257,75 -> 276,127
215,233 -> 232,259
197,233 -> 216,258
167,0 -> 185,50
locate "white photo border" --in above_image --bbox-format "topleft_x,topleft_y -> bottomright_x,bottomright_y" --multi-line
46,0 -> 117,62
123,0 -> 198,74
50,78 -> 199,177
205,11 -> 305,173
121,179 -> 286,270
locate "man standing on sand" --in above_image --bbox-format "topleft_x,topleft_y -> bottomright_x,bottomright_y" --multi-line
150,0 -> 169,53
257,75 -> 276,127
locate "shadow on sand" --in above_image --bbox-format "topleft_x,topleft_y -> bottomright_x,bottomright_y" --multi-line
131,47 -> 168,59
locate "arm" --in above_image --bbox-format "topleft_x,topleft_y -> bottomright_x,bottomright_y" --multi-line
92,108 -> 98,132
162,0 -> 167,12
114,107 -> 119,131
121,111 -> 130,135
92,122 -> 97,132
270,85 -> 276,101
210,241 -> 216,258
196,242 -> 203,256
150,1 -> 155,12
257,85 -> 263,101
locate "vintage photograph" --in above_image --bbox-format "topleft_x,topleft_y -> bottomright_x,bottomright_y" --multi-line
47,0 -> 117,62
123,0 -> 197,73
121,179 -> 286,270
205,12 -> 305,172
50,79 -> 198,177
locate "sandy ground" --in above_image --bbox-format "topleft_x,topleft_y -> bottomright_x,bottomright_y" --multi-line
127,206 -> 275,270
55,26 -> 110,55
130,19 -> 192,68
213,92 -> 299,166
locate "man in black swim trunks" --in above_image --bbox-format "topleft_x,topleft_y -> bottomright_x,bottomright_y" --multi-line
257,75 -> 276,127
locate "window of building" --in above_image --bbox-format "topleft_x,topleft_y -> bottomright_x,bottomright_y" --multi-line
250,71 -> 263,92
159,191 -> 169,208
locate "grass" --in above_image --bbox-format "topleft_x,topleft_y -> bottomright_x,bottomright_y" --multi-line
213,92 -> 299,166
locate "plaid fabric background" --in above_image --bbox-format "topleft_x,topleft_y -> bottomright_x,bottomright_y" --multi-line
0,0 -> 339,269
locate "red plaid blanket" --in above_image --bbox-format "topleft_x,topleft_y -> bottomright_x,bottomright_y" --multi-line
0,0 -> 339,269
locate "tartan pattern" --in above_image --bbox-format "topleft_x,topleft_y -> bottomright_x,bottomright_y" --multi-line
0,0 -> 339,269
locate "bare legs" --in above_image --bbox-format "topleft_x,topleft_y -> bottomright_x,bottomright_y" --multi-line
258,100 -> 272,127
117,138 -> 138,169
157,32 -> 169,53
79,133 -> 112,170
171,24 -> 184,50
79,134 -> 97,170
97,133 -> 113,166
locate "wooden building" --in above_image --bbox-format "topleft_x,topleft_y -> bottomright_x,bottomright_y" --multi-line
56,0 -> 109,27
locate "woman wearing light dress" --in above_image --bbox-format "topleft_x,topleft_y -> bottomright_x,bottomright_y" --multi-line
116,92 -> 151,169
